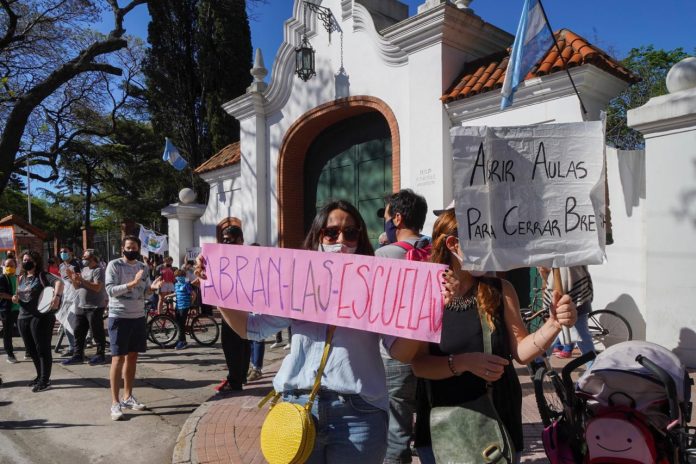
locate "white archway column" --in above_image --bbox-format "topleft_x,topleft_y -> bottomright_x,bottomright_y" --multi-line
161,189 -> 206,268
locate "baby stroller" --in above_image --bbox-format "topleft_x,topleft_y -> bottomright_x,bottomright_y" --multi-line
543,341 -> 696,463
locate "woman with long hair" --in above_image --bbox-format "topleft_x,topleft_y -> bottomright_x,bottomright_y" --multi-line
411,209 -> 577,463
13,250 -> 64,392
198,200 -> 418,463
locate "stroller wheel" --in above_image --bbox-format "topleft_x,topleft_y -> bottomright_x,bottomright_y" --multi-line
534,367 -> 566,427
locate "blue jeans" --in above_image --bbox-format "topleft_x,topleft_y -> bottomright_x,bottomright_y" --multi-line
250,340 -> 265,369
283,390 -> 388,464
383,357 -> 417,464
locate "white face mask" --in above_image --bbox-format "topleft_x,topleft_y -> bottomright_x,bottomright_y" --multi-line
318,243 -> 357,254
451,245 -> 487,277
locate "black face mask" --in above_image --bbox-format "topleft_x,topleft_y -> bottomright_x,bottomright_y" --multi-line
23,261 -> 35,271
123,250 -> 140,261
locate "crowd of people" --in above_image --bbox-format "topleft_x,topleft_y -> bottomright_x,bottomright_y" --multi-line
0,188 -> 594,461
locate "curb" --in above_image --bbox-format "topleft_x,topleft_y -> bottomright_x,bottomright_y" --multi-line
172,399 -> 213,464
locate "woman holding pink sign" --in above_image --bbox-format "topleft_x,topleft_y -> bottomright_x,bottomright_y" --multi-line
202,200 -> 420,464
410,209 -> 578,464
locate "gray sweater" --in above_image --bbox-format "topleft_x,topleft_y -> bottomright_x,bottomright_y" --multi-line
106,258 -> 151,319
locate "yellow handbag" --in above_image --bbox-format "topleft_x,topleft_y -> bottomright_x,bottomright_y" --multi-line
258,326 -> 336,464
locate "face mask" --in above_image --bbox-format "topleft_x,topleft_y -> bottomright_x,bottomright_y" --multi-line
60,252 -> 70,261
318,243 -> 357,254
450,248 -> 487,277
82,260 -> 91,268
23,261 -> 35,271
384,219 -> 398,244
3,266 -> 15,275
123,250 -> 140,261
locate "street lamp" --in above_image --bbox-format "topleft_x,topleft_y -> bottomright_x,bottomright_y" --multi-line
295,34 -> 316,82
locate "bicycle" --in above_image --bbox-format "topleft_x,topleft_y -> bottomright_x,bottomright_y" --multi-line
147,296 -> 220,348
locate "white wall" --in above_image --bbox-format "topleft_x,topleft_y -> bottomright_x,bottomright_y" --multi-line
590,147 -> 647,340
197,165 -> 243,245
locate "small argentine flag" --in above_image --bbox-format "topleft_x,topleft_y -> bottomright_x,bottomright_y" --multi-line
500,0 -> 555,109
162,137 -> 188,171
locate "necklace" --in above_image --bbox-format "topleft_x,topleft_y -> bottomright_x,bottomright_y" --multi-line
447,284 -> 478,312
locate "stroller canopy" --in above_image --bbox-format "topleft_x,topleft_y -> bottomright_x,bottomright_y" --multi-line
577,341 -> 688,412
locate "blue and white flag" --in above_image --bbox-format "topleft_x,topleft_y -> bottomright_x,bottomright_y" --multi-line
162,137 -> 188,171
500,0 -> 555,109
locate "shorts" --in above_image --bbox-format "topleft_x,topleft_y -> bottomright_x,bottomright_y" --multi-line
108,317 -> 147,356
160,282 -> 174,293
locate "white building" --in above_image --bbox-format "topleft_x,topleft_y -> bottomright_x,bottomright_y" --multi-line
163,0 -> 696,366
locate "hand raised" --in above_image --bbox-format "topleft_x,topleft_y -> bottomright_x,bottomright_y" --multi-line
440,269 -> 460,306
548,291 -> 577,329
134,269 -> 145,282
194,255 -> 207,280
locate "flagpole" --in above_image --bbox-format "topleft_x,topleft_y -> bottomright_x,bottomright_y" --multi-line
537,0 -> 588,116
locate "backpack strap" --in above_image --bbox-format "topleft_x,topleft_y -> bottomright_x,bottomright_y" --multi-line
392,241 -> 415,252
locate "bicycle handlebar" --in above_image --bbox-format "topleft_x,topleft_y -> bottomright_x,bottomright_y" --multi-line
561,351 -> 596,391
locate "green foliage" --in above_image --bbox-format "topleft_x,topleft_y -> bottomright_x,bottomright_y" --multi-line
144,0 -> 252,195
606,46 -> 690,149
0,188 -> 82,239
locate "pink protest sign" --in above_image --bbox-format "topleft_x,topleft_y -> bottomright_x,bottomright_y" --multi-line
200,243 -> 448,343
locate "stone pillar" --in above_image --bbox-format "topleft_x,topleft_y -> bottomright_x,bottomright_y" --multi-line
161,188 -> 205,268
628,57 -> 696,367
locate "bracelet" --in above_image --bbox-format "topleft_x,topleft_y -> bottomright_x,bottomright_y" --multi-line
447,354 -> 462,376
532,329 -> 545,352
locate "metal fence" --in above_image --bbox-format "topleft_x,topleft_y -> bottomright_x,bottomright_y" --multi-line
91,229 -> 121,262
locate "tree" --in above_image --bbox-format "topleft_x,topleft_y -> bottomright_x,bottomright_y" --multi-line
0,0 -> 147,196
606,46 -> 690,149
144,0 -> 252,194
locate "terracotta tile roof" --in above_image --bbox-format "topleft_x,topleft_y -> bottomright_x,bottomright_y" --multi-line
194,141 -> 241,174
0,214 -> 48,239
442,29 -> 639,103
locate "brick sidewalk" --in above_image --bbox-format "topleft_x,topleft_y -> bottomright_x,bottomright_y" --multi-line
185,361 -> 550,464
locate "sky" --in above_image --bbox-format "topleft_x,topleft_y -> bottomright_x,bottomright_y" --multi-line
108,0 -> 696,79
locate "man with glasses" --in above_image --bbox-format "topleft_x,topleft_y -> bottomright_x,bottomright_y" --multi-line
64,250 -> 108,365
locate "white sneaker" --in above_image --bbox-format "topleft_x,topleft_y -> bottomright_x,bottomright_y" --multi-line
269,342 -> 283,349
283,343 -> 292,350
121,395 -> 146,411
111,403 -> 123,421
6,355 -> 17,364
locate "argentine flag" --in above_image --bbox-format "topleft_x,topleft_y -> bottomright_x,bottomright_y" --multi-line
500,0 -> 555,109
162,137 -> 188,171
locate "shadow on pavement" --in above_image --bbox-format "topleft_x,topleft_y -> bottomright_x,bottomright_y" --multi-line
0,419 -> 95,430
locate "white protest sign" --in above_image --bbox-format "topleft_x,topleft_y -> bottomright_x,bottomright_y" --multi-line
451,122 -> 606,271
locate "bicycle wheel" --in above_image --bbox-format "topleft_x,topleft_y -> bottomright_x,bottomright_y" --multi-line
148,315 -> 178,348
533,367 -> 566,427
587,309 -> 632,352
190,315 -> 219,346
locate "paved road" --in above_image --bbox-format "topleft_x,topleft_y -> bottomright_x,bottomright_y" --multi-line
0,327 -> 286,464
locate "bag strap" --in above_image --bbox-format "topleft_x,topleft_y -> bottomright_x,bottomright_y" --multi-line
305,325 -> 336,411
392,241 -> 414,252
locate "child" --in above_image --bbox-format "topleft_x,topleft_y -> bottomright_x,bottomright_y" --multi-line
173,269 -> 196,350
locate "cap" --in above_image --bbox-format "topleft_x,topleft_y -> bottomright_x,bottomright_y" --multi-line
432,200 -> 455,216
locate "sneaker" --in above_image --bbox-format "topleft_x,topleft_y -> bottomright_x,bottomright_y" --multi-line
89,354 -> 106,365
121,395 -> 146,411
62,350 -> 75,358
283,343 -> 292,350
23,353 -> 31,361
213,379 -> 242,393
61,355 -> 85,365
551,347 -> 563,355
110,403 -> 123,421
27,377 -> 39,387
269,342 -> 283,349
247,368 -> 263,382
174,341 -> 188,350
32,381 -> 50,392
6,355 -> 17,364
555,351 -> 572,359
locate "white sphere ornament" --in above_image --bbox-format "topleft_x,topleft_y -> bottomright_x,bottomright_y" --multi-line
179,188 -> 196,204
666,57 -> 696,94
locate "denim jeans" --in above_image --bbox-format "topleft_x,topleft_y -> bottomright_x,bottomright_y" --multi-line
283,390 -> 388,464
383,357 -> 417,464
250,340 -> 265,369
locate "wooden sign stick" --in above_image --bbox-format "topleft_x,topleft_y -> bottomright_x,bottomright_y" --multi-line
553,268 -> 572,345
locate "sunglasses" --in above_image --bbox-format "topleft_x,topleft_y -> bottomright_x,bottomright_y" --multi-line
321,226 -> 361,242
